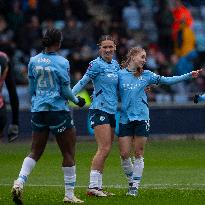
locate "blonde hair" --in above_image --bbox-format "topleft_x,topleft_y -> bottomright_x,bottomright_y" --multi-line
121,47 -> 145,77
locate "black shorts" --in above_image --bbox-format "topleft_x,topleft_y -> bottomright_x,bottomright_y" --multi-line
118,120 -> 150,137
89,109 -> 116,129
0,104 -> 7,131
31,111 -> 74,135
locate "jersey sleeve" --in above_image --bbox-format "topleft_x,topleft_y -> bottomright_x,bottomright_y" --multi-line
159,72 -> 192,85
148,71 -> 161,85
85,61 -> 100,79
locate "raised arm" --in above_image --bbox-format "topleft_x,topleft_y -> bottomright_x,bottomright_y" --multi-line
159,69 -> 202,85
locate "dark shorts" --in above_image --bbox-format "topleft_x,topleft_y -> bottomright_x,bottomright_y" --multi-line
31,111 -> 74,135
0,104 -> 7,131
118,120 -> 150,137
89,109 -> 116,129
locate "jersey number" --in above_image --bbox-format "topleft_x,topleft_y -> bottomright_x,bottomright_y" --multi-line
35,66 -> 54,88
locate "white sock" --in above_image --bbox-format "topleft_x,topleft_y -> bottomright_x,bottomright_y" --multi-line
17,157 -> 36,185
62,166 -> 76,199
133,157 -> 144,189
88,170 -> 100,189
98,172 -> 102,190
121,157 -> 133,184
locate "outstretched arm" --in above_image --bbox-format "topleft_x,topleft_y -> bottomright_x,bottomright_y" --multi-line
62,84 -> 79,104
159,69 -> 202,85
72,74 -> 91,95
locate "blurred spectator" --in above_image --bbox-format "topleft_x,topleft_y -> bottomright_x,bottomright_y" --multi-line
0,16 -> 15,57
174,19 -> 195,57
122,1 -> 141,31
171,0 -> 193,41
7,0 -> 24,31
155,0 -> 174,58
16,15 -> 42,55
62,17 -> 82,50
193,19 -> 205,69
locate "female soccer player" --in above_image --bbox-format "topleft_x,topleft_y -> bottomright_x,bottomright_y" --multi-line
72,35 -> 119,196
11,28 -> 85,204
118,47 -> 201,196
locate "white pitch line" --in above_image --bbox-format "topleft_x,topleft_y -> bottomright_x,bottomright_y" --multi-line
1,183 -> 205,190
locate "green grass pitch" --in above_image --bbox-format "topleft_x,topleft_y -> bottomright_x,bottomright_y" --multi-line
0,139 -> 205,205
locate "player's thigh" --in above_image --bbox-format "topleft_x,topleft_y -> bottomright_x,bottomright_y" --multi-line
30,129 -> 49,154
56,127 -> 76,156
94,124 -> 112,149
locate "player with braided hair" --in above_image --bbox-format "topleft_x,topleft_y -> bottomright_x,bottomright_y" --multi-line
11,28 -> 85,204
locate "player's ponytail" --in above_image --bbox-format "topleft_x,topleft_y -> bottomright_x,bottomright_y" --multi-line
42,28 -> 62,48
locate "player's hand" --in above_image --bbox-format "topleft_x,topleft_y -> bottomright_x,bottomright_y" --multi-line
76,96 -> 86,107
191,69 -> 202,78
8,124 -> 19,142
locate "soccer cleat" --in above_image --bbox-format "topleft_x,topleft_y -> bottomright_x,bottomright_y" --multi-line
126,186 -> 138,196
11,180 -> 23,205
99,189 -> 115,196
87,188 -> 107,197
193,95 -> 199,104
63,195 -> 84,203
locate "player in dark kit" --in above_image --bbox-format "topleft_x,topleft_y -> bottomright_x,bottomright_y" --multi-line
0,51 -> 19,143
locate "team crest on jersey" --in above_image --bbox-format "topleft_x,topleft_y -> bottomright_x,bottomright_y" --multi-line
100,116 -> 105,121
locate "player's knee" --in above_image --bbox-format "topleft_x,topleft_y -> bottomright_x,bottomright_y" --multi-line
134,148 -> 144,158
120,150 -> 130,159
98,146 -> 111,157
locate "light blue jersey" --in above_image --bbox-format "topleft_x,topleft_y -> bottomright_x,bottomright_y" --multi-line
72,57 -> 120,114
119,69 -> 192,124
28,52 -> 76,112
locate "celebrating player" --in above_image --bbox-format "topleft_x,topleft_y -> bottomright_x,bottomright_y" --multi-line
11,28 -> 85,204
118,47 -> 201,196
72,35 -> 119,196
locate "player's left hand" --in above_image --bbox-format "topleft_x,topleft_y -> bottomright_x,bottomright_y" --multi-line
191,69 -> 203,78
8,124 -> 19,142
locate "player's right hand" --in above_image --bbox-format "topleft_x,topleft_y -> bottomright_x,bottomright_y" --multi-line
76,96 -> 86,107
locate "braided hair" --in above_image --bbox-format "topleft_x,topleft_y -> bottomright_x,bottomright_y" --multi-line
42,28 -> 62,48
